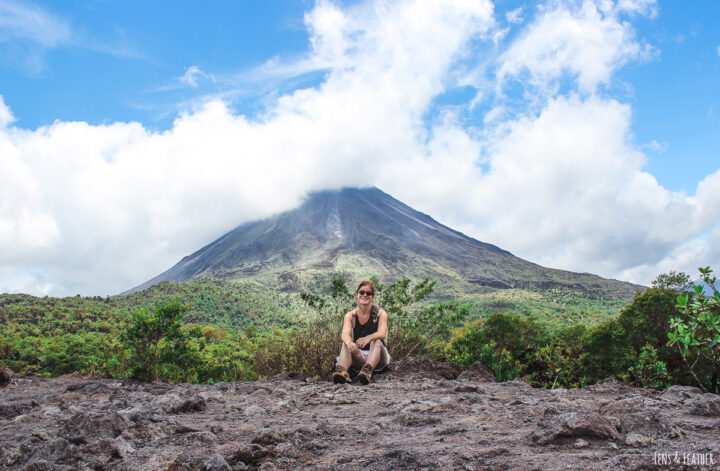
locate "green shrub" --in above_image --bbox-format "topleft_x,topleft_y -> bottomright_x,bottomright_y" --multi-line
253,311 -> 342,380
389,301 -> 468,361
625,344 -> 671,389
669,266 -> 720,393
121,301 -> 193,382
527,325 -> 587,389
444,313 -> 542,382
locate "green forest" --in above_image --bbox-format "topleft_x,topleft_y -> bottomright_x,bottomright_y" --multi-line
1,268 -> 718,393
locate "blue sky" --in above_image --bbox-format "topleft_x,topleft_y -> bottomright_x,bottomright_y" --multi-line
0,0 -> 719,296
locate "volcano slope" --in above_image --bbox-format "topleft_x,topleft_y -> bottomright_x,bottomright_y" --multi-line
1,358 -> 718,471
129,187 -> 642,302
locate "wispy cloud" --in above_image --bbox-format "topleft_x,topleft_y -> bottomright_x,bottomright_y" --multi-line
506,7 -> 524,24
639,140 -> 668,153
0,0 -> 70,73
179,66 -> 211,88
0,0 -> 71,47
0,0 -> 142,73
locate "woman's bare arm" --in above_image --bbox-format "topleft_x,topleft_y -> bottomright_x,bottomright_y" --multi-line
341,311 -> 359,353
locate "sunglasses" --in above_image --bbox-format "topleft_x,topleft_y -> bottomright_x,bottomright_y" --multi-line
357,290 -> 374,296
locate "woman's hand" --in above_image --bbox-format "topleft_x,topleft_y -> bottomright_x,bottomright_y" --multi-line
356,336 -> 371,349
346,341 -> 360,354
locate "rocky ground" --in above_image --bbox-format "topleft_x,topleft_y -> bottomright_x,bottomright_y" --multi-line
1,358 -> 719,471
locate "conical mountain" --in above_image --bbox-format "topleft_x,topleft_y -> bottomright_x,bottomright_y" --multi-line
129,187 -> 640,300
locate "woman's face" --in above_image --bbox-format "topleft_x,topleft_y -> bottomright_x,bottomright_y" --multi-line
356,285 -> 374,307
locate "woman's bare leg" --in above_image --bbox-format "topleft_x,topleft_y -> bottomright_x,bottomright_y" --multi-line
364,340 -> 387,370
338,343 -> 352,369
338,343 -> 366,369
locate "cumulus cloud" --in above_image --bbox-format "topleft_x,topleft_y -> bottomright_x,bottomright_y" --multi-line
0,0 -> 495,295
1,0 -> 718,296
0,95 -> 14,127
497,0 -> 654,96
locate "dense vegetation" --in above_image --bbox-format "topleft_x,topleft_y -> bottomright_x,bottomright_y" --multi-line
1,268 -> 718,392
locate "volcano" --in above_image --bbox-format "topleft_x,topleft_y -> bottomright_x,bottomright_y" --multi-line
129,187 -> 640,299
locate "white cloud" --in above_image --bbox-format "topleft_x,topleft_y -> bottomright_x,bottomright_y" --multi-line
615,0 -> 658,18
505,7 -> 524,24
639,139 -> 668,153
0,0 -> 71,47
617,224 -> 720,287
498,0 -> 655,96
1,0 -> 718,296
379,95 -> 716,282
0,0 -> 71,73
717,45 -> 720,57
179,66 -> 211,88
0,0 -> 496,295
0,95 -> 14,127
0,0 -> 141,74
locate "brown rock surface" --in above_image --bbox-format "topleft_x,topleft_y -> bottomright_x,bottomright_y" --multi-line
0,367 -> 15,387
0,364 -> 718,470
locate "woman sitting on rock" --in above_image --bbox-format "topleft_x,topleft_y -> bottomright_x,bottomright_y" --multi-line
332,280 -> 390,384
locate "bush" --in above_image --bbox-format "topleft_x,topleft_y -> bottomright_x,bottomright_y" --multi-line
389,301 -> 468,361
626,344 -> 671,389
580,287 -> 689,385
252,314 -> 342,380
445,324 -> 520,382
121,301 -> 194,382
444,313 -> 543,382
669,266 -> 720,393
527,325 -> 587,389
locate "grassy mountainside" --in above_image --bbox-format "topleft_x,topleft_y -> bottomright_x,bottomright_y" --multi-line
2,274 -> 630,339
0,278 -> 307,333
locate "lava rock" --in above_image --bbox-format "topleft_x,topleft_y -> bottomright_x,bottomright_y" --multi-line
203,454 -> 231,471
457,362 -> 496,382
0,400 -> 39,419
532,408 -> 620,445
168,397 -> 207,414
59,411 -> 128,445
0,368 -> 15,387
689,394 -> 720,417
386,356 -> 462,380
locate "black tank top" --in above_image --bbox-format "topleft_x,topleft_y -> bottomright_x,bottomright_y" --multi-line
353,306 -> 383,347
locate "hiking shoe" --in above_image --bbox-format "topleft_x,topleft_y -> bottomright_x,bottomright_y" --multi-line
332,365 -> 352,384
357,364 -> 373,385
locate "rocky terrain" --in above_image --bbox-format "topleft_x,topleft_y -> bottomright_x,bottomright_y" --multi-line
1,358 -> 719,471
